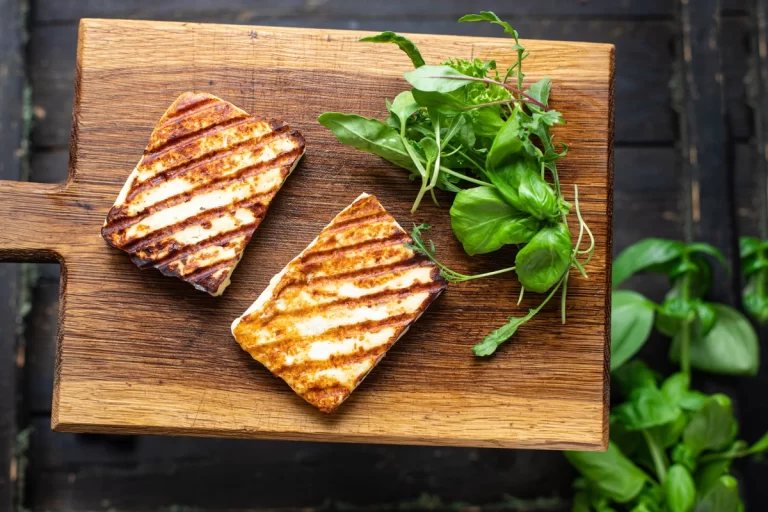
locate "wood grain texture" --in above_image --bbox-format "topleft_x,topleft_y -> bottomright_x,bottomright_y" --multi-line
0,19 -> 614,449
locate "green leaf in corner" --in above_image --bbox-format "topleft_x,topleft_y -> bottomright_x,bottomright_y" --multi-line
612,387 -> 681,431
739,236 -> 762,259
686,242 -> 729,272
565,442 -> 648,503
612,360 -> 659,396
745,430 -> 768,456
694,476 -> 742,512
670,304 -> 759,376
612,239 -> 686,287
683,395 -> 737,457
610,290 -> 655,370
695,459 -> 732,496
360,31 -> 425,68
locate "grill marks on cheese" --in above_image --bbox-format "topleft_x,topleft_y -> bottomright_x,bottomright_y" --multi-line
101,92 -> 305,295
231,194 -> 447,413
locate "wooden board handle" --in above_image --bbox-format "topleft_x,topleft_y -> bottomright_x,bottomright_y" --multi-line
0,180 -> 69,262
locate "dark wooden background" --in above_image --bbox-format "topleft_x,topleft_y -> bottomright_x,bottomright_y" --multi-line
1,0 -> 767,510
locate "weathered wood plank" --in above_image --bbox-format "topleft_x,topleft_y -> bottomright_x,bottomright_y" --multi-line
0,0 -> 24,507
723,16 -> 751,141
33,0 -> 674,24
27,19 -> 675,149
676,0 -> 739,303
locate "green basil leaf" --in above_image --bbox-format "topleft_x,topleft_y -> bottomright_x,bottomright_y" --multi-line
652,411 -> 688,448
693,476 -> 742,512
459,11 -> 519,40
611,290 -> 655,370
610,416 -> 644,457
488,156 -> 559,221
683,395 -> 737,457
739,236 -> 762,259
612,239 -> 686,288
679,391 -> 708,412
526,78 -> 552,111
318,113 -> 416,171
450,186 -> 540,255
685,242 -> 729,271
672,444 -> 697,473
695,459 -> 732,496
404,65 -> 473,93
472,315 -> 528,356
612,360 -> 659,395
745,430 -> 768,455
742,255 -> 768,276
565,442 -> 648,503
613,387 -> 681,431
661,372 -> 689,404
656,299 -> 716,338
515,223 -> 572,293
665,464 -> 696,512
359,32 -> 425,68
487,114 -> 523,171
388,91 -> 420,131
411,89 -> 468,113
743,274 -> 768,324
670,304 -> 760,376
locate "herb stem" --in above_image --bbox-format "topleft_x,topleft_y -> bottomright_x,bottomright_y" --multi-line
679,269 -> 692,376
561,270 -> 569,324
642,430 -> 668,484
450,265 -> 517,282
439,166 -> 495,187
517,286 -> 525,305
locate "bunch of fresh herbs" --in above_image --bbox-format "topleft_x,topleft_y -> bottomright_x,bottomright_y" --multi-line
319,12 -> 594,356
567,239 -> 767,511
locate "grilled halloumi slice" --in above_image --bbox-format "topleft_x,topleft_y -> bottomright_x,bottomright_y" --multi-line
231,193 -> 447,413
101,91 -> 305,296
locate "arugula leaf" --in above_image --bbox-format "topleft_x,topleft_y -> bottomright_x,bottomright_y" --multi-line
404,65 -> 474,93
611,290 -> 655,370
388,91 -> 420,134
670,304 -> 759,376
459,11 -> 518,39
526,78 -> 552,111
565,442 -> 649,503
360,32 -> 425,68
613,239 -> 686,288
318,113 -> 416,171
450,186 -> 540,255
472,316 -> 528,356
411,89 -> 468,113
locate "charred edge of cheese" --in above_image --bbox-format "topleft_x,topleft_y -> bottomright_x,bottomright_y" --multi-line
207,148 -> 305,297
231,192 -> 371,333
104,92 -> 249,223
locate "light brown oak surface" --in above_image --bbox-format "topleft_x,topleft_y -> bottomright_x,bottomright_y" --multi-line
0,19 -> 614,449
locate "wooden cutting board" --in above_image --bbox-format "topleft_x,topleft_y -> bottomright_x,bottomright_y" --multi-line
0,19 -> 613,450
